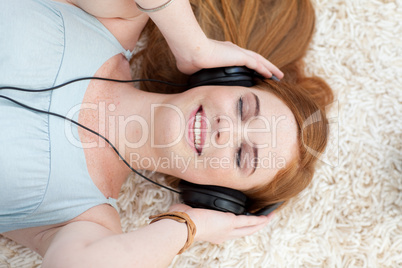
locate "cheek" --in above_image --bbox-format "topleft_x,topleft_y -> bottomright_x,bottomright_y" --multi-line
199,87 -> 236,109
179,154 -> 237,185
204,145 -> 235,170
209,97 -> 235,115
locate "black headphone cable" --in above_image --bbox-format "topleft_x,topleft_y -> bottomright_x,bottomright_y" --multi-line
0,77 -> 184,194
0,77 -> 186,91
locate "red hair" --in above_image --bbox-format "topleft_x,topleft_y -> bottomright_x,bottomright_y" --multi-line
133,0 -> 334,212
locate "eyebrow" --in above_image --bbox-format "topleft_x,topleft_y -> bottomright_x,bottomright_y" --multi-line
249,93 -> 260,176
240,93 -> 260,177
253,93 -> 260,116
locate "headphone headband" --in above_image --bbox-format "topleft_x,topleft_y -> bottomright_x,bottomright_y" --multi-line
187,66 -> 263,89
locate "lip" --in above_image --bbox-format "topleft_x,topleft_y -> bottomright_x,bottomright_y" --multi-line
187,105 -> 207,155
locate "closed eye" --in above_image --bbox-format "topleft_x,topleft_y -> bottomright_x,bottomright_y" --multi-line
236,146 -> 242,168
235,93 -> 260,175
238,96 -> 243,120
236,96 -> 243,168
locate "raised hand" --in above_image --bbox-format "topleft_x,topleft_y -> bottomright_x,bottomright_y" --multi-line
169,203 -> 274,244
175,39 -> 284,80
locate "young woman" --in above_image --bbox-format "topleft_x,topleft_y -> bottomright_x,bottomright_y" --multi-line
0,0 -> 333,267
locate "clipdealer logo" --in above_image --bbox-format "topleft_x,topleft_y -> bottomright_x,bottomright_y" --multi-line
302,101 -> 339,167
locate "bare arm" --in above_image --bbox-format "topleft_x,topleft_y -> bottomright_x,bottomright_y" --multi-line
136,0 -> 209,71
136,0 -> 283,78
42,204 -> 272,268
68,0 -> 205,54
42,220 -> 187,268
67,0 -> 140,19
67,0 -> 283,78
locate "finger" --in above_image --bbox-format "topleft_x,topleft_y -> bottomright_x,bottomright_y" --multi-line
250,52 -> 283,78
217,42 -> 264,75
219,42 -> 277,79
232,215 -> 270,229
244,50 -> 284,79
257,53 -> 284,79
239,52 -> 272,78
232,212 -> 275,238
231,219 -> 271,238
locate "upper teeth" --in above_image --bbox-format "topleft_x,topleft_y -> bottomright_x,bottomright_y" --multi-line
194,111 -> 202,149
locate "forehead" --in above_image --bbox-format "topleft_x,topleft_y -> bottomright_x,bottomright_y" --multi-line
251,88 -> 298,144
245,87 -> 298,186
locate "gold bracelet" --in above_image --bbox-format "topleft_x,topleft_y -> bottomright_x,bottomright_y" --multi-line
135,0 -> 175,13
149,211 -> 196,254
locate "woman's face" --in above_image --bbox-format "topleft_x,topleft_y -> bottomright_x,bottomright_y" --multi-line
151,85 -> 298,191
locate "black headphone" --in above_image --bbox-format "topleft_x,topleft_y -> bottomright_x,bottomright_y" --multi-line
187,66 -> 279,89
179,180 -> 283,216
180,66 -> 283,216
0,66 -> 283,216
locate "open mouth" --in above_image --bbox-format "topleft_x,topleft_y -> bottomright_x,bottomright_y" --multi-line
189,105 -> 206,156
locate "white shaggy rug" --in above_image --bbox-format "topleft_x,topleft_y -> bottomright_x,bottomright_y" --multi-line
1,0 -> 401,267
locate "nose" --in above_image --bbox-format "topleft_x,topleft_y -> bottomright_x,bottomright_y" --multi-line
212,115 -> 242,148
212,114 -> 270,149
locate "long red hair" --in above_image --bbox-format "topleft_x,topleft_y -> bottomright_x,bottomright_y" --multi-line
133,0 -> 334,212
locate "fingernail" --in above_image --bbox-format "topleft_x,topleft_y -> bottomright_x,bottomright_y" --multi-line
271,75 -> 280,82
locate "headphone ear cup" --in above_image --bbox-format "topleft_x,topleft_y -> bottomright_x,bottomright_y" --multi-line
178,181 -> 248,215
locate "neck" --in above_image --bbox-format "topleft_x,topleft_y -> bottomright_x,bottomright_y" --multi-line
110,83 -> 174,171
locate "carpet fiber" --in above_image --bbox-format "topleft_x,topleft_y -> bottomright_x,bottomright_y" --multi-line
1,0 -> 401,267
